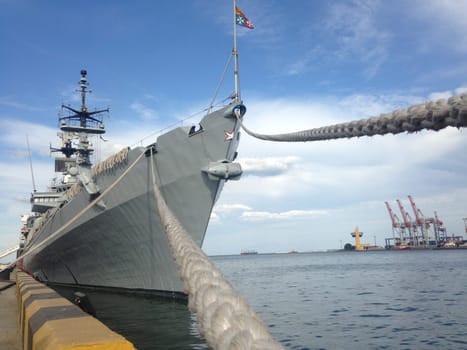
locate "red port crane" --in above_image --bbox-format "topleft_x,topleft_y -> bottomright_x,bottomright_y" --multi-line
385,201 -> 406,246
385,196 -> 452,247
397,198 -> 423,246
408,195 -> 423,225
385,201 -> 399,229
407,195 -> 431,246
396,199 -> 412,230
433,211 -> 447,242
434,211 -> 443,227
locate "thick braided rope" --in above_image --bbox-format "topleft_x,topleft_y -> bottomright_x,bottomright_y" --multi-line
149,153 -> 284,350
92,147 -> 129,178
238,93 -> 467,142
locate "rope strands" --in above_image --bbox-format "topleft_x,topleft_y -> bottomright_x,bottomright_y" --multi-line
65,182 -> 81,199
148,151 -> 284,350
237,93 -> 467,142
92,147 -> 129,178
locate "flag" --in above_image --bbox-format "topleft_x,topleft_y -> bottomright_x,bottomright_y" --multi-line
236,6 -> 254,29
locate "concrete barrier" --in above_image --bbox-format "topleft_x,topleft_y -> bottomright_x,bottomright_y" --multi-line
16,271 -> 135,350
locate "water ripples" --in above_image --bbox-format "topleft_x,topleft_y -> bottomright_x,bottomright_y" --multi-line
213,250 -> 467,349
53,250 -> 467,349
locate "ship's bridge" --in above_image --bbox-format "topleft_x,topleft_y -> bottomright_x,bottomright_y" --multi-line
31,191 -> 63,213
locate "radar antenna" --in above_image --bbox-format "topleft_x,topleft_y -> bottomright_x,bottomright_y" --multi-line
59,69 -> 109,135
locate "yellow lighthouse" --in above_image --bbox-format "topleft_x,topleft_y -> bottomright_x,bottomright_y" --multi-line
351,227 -> 370,251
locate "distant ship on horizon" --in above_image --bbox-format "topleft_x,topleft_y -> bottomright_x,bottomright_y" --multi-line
240,249 -> 259,255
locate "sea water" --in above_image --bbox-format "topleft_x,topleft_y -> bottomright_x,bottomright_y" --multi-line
55,250 -> 467,349
213,250 -> 467,349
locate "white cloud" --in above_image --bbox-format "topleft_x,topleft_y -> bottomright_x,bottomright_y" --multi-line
211,203 -> 253,224
0,96 -> 46,112
241,209 -> 329,221
214,203 -> 253,213
0,160 -> 53,255
240,156 -> 300,176
0,120 -> 57,158
289,0 -> 391,78
327,0 -> 390,75
337,93 -> 423,118
415,0 -> 467,52
283,0 -> 467,81
130,102 -> 158,121
209,211 -> 220,224
428,91 -> 452,101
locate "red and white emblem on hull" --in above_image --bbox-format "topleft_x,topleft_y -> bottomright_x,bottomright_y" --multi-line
224,130 -> 234,141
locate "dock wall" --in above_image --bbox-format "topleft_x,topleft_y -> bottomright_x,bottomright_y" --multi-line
16,271 -> 135,350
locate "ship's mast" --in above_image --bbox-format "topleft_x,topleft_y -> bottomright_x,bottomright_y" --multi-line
51,70 -> 109,199
56,70 -> 108,162
80,69 -> 88,113
233,0 -> 240,102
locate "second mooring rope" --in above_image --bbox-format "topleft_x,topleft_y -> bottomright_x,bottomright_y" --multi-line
237,93 -> 467,142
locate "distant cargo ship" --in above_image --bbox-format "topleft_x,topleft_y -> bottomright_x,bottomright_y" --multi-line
240,250 -> 258,255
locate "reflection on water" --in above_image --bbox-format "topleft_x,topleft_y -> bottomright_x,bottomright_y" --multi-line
51,285 -> 207,350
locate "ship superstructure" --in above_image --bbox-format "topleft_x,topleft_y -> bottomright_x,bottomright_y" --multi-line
29,70 -> 108,216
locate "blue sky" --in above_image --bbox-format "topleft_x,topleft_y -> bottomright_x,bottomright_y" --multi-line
1,0 -> 467,258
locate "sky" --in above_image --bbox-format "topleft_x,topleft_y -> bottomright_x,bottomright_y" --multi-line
1,0 -> 467,259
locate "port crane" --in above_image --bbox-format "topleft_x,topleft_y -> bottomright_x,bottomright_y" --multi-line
396,199 -> 420,246
384,195 -> 464,248
407,195 -> 431,246
406,195 -> 451,246
384,201 -> 407,247
433,211 -> 447,242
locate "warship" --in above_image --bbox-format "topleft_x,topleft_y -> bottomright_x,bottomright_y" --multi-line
17,67 -> 245,297
12,0 -> 259,298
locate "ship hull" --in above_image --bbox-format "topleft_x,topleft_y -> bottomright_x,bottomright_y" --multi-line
20,103 -> 243,295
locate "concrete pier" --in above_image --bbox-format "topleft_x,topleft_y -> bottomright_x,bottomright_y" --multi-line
0,275 -> 20,350
0,270 -> 136,350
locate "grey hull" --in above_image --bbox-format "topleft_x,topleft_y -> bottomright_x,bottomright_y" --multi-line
21,103 -> 243,294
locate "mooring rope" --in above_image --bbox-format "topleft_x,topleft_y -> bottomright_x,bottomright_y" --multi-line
236,93 -> 467,142
149,151 -> 284,350
18,150 -> 146,261
65,182 -> 81,199
92,147 -> 129,178
26,148 -> 131,242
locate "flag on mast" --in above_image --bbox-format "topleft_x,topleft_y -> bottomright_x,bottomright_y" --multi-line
235,6 -> 254,29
